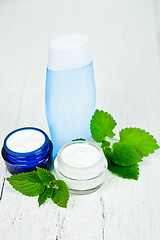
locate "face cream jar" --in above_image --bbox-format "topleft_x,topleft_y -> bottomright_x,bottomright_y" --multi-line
1,127 -> 53,174
54,141 -> 107,194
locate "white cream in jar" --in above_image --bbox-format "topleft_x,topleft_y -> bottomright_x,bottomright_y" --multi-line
6,129 -> 45,153
54,141 -> 107,194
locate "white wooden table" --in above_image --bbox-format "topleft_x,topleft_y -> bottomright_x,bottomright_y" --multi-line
0,0 -> 160,239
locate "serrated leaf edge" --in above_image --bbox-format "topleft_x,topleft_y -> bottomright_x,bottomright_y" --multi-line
119,127 -> 160,156
90,109 -> 117,142
7,177 -> 45,197
7,172 -> 45,197
108,162 -> 140,181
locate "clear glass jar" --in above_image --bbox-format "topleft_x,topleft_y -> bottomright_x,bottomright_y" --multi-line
54,141 -> 107,194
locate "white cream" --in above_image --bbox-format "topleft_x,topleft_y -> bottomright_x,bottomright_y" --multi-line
7,129 -> 45,153
61,143 -> 101,168
54,141 -> 107,194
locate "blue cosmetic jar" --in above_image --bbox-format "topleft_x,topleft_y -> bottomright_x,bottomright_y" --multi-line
1,127 -> 53,174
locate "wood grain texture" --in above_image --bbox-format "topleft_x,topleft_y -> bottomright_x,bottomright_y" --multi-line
0,0 -> 160,239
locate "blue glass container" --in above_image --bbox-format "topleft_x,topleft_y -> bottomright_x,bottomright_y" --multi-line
1,127 -> 53,174
45,34 -> 96,157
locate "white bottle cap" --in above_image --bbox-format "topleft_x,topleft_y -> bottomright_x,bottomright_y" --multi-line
47,33 -> 92,71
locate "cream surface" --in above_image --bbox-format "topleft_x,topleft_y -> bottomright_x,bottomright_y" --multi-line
7,129 -> 45,153
61,143 -> 101,168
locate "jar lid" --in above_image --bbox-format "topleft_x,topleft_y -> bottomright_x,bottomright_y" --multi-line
47,33 -> 92,71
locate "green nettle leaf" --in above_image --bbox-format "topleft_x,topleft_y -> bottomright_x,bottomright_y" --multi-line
103,148 -> 112,163
52,180 -> 69,208
109,142 -> 142,166
119,128 -> 159,157
36,167 -> 55,186
72,138 -> 86,142
90,110 -> 159,180
108,162 -> 139,180
101,140 -> 111,150
7,169 -> 70,208
38,186 -> 53,207
90,109 -> 117,142
7,172 -> 45,197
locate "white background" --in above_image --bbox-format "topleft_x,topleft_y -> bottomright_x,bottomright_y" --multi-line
0,0 -> 160,239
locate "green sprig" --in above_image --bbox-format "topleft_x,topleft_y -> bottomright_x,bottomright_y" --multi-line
90,109 -> 159,180
7,167 -> 69,208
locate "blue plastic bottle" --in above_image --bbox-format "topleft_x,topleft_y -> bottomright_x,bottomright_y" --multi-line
45,34 -> 96,157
